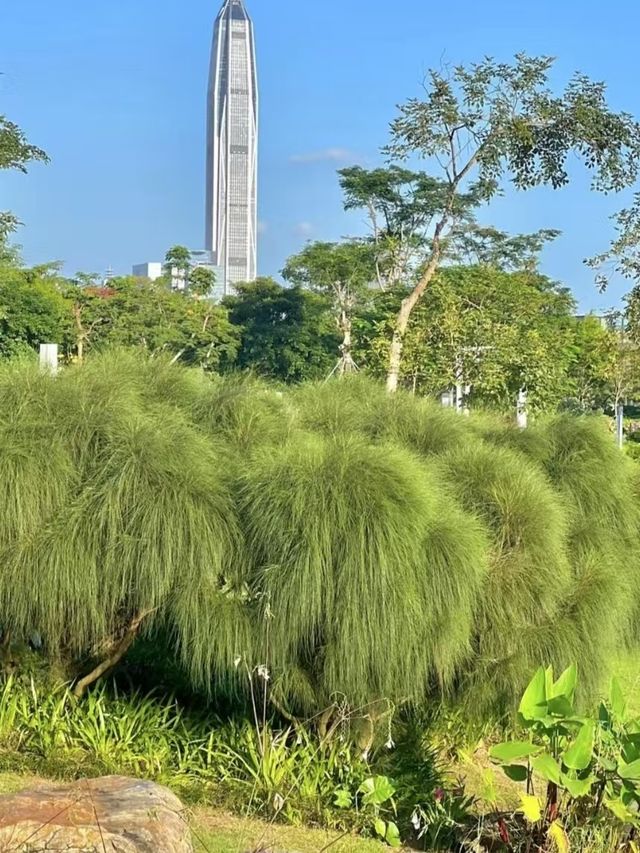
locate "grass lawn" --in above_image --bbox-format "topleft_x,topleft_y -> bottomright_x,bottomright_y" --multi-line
0,772 -> 395,853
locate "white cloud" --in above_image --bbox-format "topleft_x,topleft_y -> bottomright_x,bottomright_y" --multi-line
289,147 -> 356,164
293,222 -> 314,238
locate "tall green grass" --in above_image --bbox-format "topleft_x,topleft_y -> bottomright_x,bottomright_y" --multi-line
0,677 -> 449,833
0,353 -> 636,716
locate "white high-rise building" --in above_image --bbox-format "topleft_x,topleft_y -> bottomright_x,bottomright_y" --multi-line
205,0 -> 258,297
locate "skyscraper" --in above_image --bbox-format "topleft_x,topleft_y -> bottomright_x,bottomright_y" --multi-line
205,0 -> 258,297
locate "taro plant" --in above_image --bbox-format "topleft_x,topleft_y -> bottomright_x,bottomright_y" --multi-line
489,665 -> 640,850
335,775 -> 401,847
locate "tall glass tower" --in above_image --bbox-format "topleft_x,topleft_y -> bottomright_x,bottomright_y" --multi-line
205,0 -> 258,297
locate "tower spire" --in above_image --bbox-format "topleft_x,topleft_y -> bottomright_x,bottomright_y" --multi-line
205,0 -> 258,296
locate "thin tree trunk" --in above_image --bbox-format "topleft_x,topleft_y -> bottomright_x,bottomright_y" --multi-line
338,312 -> 355,376
73,608 -> 155,698
385,151 -> 479,393
73,304 -> 86,364
386,243 -> 443,393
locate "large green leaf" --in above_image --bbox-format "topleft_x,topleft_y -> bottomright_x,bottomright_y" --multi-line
547,695 -> 574,718
385,821 -> 401,848
551,665 -> 577,702
359,775 -> 396,806
562,721 -> 594,771
605,797 -> 637,823
610,677 -> 627,721
519,667 -> 548,721
334,788 -> 352,808
490,741 -> 540,762
531,752 -> 562,785
560,771 -> 594,798
599,702 -> 611,725
618,758 -> 640,781
545,666 -> 554,700
503,764 -> 529,782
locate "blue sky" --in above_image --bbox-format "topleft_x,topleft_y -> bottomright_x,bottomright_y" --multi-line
0,0 -> 638,310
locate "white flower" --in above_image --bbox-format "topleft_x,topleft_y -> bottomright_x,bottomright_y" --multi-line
257,664 -> 270,682
234,656 -> 242,669
411,810 -> 422,830
385,737 -> 396,750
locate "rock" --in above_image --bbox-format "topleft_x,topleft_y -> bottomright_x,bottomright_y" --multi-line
0,775 -> 193,852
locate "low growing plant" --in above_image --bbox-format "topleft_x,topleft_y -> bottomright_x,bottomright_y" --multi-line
489,665 -> 640,850
0,676 -> 462,846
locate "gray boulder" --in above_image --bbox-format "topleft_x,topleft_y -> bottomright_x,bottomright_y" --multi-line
0,775 -> 193,851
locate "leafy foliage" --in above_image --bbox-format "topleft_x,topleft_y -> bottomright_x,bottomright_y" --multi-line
0,263 -> 70,358
490,667 -> 640,850
0,676 -> 460,842
360,53 -> 640,388
223,277 -> 339,381
353,266 -> 579,407
0,113 -> 48,246
65,275 -> 238,368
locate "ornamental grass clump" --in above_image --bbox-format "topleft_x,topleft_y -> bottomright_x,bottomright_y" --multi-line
0,353 -> 636,718
240,432 -> 488,712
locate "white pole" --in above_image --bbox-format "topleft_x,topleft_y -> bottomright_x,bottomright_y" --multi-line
517,388 -> 528,430
463,384 -> 471,417
455,382 -> 464,414
39,343 -> 59,375
616,403 -> 624,449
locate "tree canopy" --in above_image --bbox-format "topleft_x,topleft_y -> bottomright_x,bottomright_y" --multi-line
224,277 -> 338,382
350,54 -> 640,390
0,114 -> 48,242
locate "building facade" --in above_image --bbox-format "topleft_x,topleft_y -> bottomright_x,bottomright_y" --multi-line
132,262 -> 163,281
205,0 -> 258,297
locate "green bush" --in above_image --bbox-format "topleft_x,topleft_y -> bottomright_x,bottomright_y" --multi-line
0,353 -> 637,718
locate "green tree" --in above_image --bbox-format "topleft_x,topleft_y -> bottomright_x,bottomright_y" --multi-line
163,245 -> 192,290
282,241 -> 375,375
0,114 -> 48,244
338,166 -> 462,290
448,224 -> 561,271
565,315 -> 618,409
67,276 -> 238,369
0,263 -> 70,358
375,54 -> 640,391
189,265 -> 216,298
224,277 -> 338,382
354,265 -> 578,410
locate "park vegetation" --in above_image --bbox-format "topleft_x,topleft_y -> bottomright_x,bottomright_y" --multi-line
5,53 -> 640,851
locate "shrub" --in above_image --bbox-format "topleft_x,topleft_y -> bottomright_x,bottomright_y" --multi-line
240,431 -> 487,712
0,354 -> 636,719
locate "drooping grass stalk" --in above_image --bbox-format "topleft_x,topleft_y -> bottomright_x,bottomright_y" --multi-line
0,354 -> 635,716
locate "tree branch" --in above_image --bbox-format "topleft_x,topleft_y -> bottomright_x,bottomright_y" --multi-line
73,608 -> 157,698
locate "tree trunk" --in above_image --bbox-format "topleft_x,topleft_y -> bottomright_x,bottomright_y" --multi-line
338,312 -> 356,376
385,217 -> 447,393
73,304 -> 85,364
73,608 -> 155,698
